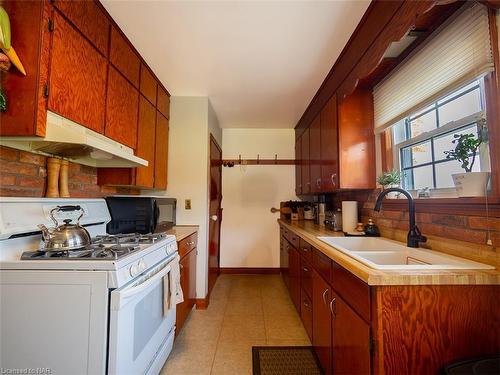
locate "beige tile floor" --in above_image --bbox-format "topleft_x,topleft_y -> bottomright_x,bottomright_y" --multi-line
161,274 -> 311,375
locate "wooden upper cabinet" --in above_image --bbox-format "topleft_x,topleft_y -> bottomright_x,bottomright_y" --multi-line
52,0 -> 109,55
332,291 -> 371,375
320,95 -> 339,191
338,88 -> 375,189
154,112 -> 169,189
48,11 -> 107,133
309,115 -> 322,193
140,65 -> 157,106
157,87 -> 170,119
0,0 -> 50,136
109,27 -> 141,87
135,96 -> 157,188
105,67 -> 139,149
301,128 -> 310,194
295,137 -> 302,195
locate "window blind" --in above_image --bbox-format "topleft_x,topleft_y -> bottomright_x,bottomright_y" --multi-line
373,3 -> 494,133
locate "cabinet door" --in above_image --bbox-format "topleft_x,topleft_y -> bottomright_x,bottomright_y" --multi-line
157,87 -> 170,119
301,128 -> 311,194
313,271 -> 332,375
289,247 -> 301,312
300,288 -> 313,341
135,96 -> 156,188
282,240 -> 290,290
154,112 -> 169,189
188,248 -> 197,305
53,0 -> 109,55
176,254 -> 189,335
309,115 -> 322,193
105,67 -> 139,149
295,136 -> 302,195
140,64 -> 157,106
321,95 -> 339,191
48,11 -> 107,133
109,26 -> 141,87
332,292 -> 371,374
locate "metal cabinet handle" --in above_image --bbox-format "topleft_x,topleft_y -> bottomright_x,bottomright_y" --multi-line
322,288 -> 329,305
302,267 -> 309,272
316,178 -> 321,188
303,300 -> 310,308
331,174 -> 337,188
329,297 -> 337,317
302,248 -> 309,252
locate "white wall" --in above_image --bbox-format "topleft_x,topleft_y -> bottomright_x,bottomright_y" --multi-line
149,96 -> 220,298
220,129 -> 297,268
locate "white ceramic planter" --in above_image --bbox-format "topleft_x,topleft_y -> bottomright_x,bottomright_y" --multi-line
452,172 -> 490,197
383,184 -> 401,199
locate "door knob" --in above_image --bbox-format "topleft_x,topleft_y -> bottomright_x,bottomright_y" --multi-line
210,215 -> 218,221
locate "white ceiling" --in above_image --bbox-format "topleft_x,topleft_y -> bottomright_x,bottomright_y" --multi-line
102,0 -> 371,128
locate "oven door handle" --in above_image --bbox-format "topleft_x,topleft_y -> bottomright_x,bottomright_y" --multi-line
112,263 -> 172,310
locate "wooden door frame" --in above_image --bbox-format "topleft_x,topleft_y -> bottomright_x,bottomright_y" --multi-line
208,133 -> 222,297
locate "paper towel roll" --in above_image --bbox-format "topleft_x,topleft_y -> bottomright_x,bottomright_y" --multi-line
342,201 -> 358,233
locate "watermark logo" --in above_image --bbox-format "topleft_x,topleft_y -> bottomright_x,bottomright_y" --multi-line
1,368 -> 52,375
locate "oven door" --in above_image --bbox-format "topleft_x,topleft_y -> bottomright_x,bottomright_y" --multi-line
108,256 -> 177,375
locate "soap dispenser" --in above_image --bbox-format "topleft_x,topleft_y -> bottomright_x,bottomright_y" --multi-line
364,218 -> 380,237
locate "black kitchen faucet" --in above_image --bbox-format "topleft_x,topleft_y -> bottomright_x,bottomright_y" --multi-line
374,187 -> 427,248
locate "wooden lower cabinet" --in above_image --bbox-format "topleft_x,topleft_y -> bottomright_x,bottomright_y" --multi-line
175,233 -> 197,336
279,224 -> 500,375
300,288 -> 313,341
289,247 -> 301,312
312,270 -> 332,375
332,290 -> 370,375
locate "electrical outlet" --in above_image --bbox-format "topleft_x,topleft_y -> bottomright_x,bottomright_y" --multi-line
185,199 -> 192,210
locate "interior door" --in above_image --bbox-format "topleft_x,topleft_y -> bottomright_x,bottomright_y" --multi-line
208,134 -> 222,296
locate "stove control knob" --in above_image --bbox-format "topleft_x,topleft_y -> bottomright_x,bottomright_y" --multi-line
130,264 -> 139,277
138,259 -> 147,272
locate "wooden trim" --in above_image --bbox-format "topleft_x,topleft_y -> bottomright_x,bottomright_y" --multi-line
195,297 -> 209,310
380,129 -> 394,172
220,267 -> 281,275
222,159 -> 296,166
380,197 -> 500,216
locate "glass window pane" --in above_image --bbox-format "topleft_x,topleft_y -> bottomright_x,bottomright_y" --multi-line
438,88 -> 482,126
403,165 -> 434,190
401,141 -> 432,168
433,125 -> 478,162
411,104 -> 435,119
438,80 -> 480,104
409,110 -> 437,137
392,119 -> 407,144
435,158 -> 481,188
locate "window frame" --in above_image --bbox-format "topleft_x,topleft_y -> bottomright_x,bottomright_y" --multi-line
391,79 -> 488,194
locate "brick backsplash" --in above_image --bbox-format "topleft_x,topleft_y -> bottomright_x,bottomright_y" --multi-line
0,146 -> 139,197
360,189 -> 500,249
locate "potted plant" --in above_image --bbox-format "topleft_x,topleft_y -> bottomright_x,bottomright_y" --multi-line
444,129 -> 489,197
377,170 -> 402,198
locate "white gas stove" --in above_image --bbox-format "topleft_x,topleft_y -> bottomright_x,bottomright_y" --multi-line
0,198 -> 179,375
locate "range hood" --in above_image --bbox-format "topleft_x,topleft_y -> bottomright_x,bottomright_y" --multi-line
0,111 -> 148,167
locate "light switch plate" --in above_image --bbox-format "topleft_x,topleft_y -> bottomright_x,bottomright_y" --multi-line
185,199 -> 192,210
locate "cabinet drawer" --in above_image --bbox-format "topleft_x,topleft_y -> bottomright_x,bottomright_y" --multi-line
313,248 -> 332,282
331,261 -> 370,323
300,258 -> 313,299
300,288 -> 313,341
178,233 -> 197,258
286,231 -> 300,249
299,238 -> 312,263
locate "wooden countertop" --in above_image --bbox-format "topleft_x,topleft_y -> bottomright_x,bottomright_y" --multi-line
278,219 -> 500,286
165,225 -> 198,242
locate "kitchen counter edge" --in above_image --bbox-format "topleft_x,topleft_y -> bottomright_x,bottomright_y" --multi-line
278,219 -> 500,286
